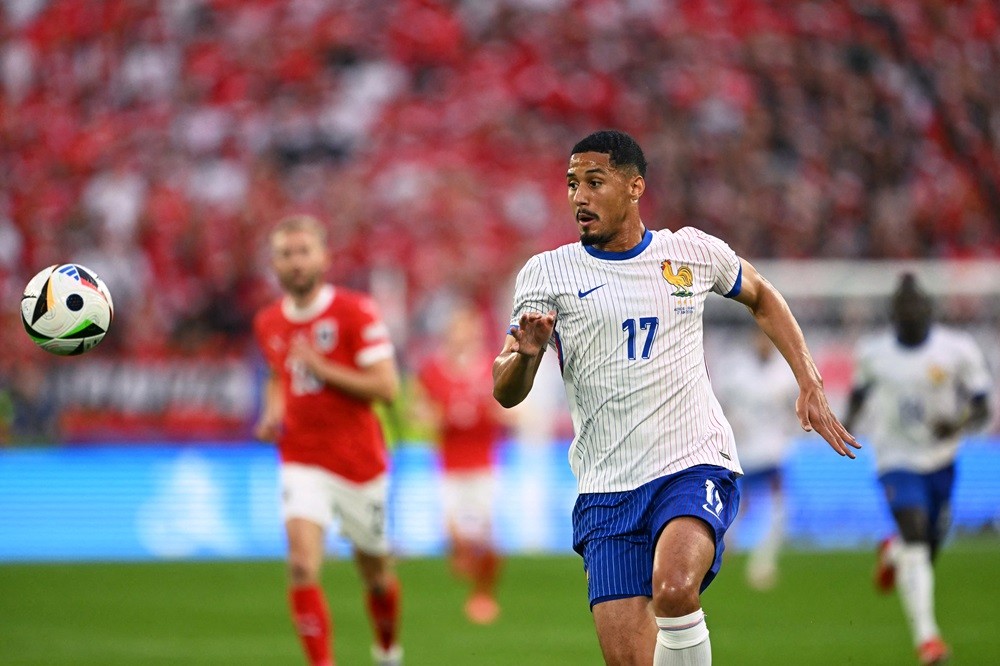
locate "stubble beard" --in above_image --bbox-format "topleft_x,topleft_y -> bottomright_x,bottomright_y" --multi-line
280,271 -> 320,299
579,227 -> 614,247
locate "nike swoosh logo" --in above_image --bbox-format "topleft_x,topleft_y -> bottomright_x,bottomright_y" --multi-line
578,284 -> 607,298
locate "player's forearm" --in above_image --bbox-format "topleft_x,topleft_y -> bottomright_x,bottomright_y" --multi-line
313,360 -> 399,403
963,395 -> 990,431
747,279 -> 823,390
262,375 -> 284,418
492,349 -> 543,408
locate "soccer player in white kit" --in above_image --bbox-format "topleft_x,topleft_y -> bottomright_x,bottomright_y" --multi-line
713,328 -> 799,590
493,130 -> 859,666
843,274 -> 992,666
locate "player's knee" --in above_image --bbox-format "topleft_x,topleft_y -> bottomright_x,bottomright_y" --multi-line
651,573 -> 701,617
894,508 -> 930,543
287,554 -> 320,586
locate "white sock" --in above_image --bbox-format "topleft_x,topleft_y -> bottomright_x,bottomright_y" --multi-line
886,535 -> 901,565
896,542 -> 939,645
654,609 -> 711,665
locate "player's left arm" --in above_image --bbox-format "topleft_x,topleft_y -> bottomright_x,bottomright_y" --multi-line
933,337 -> 994,438
289,336 -> 399,403
732,258 -> 860,458
932,394 -> 991,439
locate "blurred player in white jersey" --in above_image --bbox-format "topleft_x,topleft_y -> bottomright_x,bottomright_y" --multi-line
843,274 -> 992,666
493,130 -> 859,666
713,328 -> 799,591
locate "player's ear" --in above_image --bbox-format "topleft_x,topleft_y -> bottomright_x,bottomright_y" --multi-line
629,175 -> 645,201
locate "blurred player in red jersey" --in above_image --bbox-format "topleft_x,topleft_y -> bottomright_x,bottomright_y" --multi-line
253,215 -> 403,666
414,303 -> 505,624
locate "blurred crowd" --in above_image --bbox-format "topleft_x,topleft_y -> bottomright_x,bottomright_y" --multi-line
2,0 -> 999,371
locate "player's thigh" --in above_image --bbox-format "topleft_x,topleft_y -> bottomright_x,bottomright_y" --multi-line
285,517 -> 327,580
281,463 -> 337,528
331,473 -> 390,557
592,596 -> 656,666
880,470 -> 932,541
443,470 -> 495,543
651,517 -> 716,614
280,463 -> 334,577
926,465 -> 956,539
649,464 -> 740,600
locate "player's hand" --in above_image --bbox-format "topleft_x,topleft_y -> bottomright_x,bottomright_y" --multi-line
931,420 -> 962,439
288,335 -> 323,373
510,310 -> 556,358
254,413 -> 281,441
796,382 -> 861,459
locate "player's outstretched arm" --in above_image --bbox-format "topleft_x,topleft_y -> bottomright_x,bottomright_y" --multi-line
493,310 -> 556,408
733,259 -> 861,459
289,337 -> 400,403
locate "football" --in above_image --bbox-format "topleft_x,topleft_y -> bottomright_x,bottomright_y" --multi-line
20,263 -> 114,356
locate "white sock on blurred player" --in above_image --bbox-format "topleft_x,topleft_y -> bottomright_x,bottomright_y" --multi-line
654,609 -> 711,665
896,542 -> 939,645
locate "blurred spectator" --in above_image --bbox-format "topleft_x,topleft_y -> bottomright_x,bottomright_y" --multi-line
1,0 -> 998,367
0,361 -> 60,444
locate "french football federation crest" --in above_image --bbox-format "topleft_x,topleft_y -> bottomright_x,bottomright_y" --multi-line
661,260 -> 694,297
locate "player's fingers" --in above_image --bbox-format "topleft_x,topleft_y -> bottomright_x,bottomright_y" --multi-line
820,421 -> 855,459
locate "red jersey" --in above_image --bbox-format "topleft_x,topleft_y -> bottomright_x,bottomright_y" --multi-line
417,351 -> 501,472
254,285 -> 394,482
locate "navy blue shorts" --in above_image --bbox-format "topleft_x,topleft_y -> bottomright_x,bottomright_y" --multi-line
572,464 -> 741,608
879,465 -> 955,538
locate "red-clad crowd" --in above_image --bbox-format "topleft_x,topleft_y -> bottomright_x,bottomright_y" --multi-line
2,0 -> 998,370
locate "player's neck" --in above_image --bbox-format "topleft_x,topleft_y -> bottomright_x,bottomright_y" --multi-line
289,283 -> 327,310
591,220 -> 647,253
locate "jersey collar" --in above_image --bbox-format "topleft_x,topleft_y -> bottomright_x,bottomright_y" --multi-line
282,284 -> 335,322
583,229 -> 653,260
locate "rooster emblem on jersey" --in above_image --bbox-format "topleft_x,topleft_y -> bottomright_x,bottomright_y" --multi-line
661,260 -> 694,297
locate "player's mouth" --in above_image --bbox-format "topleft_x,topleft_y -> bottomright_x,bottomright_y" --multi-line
576,209 -> 598,224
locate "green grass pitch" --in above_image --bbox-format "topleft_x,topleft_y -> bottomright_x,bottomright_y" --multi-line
2,543 -> 998,665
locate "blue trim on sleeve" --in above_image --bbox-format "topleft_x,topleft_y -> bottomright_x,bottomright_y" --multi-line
552,329 -> 564,375
723,265 -> 743,298
583,229 -> 653,261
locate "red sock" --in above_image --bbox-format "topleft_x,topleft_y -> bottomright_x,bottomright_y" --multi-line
366,578 -> 401,651
290,585 -> 333,666
474,549 -> 501,596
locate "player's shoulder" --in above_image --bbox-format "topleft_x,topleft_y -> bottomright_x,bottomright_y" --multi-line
535,241 -> 585,263
516,243 -> 585,279
931,325 -> 976,345
253,299 -> 284,331
930,326 -> 983,356
331,286 -> 381,316
659,226 -> 736,258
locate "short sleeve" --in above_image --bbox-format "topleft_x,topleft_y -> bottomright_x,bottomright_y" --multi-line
957,334 -> 992,396
352,297 -> 395,368
702,233 -> 742,297
508,254 -> 557,349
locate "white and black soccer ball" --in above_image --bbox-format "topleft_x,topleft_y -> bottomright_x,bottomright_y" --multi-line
20,264 -> 114,356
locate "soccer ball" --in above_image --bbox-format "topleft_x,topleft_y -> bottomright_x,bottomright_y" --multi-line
20,264 -> 114,356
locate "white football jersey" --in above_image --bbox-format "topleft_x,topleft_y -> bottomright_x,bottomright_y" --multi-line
712,346 -> 799,474
852,326 -> 992,473
510,227 -> 744,493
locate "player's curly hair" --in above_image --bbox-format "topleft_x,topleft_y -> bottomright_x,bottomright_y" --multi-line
571,130 -> 647,178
